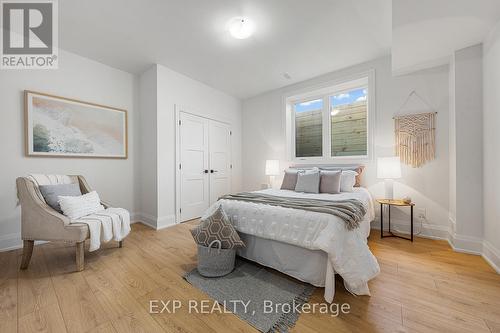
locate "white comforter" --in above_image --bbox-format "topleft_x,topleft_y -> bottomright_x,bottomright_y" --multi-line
203,188 -> 380,302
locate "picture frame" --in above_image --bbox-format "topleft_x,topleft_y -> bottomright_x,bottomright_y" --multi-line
24,90 -> 128,159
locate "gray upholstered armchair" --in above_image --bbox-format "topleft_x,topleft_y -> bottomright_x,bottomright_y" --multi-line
16,175 -> 123,271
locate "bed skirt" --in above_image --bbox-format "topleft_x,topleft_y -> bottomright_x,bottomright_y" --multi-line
237,233 -> 330,288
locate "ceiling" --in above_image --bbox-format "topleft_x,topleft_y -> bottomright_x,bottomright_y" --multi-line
59,0 -> 391,99
392,0 -> 500,74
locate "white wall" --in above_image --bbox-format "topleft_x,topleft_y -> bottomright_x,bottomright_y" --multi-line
449,45 -> 484,252
138,66 -> 158,224
138,64 -> 243,228
483,22 -> 500,269
0,50 -> 138,250
242,56 -> 450,237
448,55 -> 457,232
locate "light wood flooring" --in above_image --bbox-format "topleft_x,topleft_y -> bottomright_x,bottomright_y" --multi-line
1,221 -> 500,333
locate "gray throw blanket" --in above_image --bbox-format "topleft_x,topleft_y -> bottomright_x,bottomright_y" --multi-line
219,192 -> 366,230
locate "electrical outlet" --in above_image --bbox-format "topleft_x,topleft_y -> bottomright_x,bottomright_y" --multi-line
417,208 -> 426,219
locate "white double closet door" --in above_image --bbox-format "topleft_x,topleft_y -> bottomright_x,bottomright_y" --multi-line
178,112 -> 231,222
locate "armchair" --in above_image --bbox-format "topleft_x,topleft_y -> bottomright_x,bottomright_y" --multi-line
16,175 -> 123,271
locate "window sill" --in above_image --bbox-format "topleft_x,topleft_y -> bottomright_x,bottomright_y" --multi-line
292,155 -> 371,165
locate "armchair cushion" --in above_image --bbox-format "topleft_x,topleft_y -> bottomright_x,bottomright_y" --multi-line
38,183 -> 82,213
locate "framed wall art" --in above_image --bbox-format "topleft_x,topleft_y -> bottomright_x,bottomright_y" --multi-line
24,90 -> 128,158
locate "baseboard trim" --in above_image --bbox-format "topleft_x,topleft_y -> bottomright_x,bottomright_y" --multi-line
0,232 -> 48,253
447,232 -> 483,255
483,240 -> 500,274
0,232 -> 23,252
157,215 -> 176,230
370,219 -> 449,240
132,212 -> 157,229
133,212 -> 177,230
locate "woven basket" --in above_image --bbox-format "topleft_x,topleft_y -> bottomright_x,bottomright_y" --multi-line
197,240 -> 236,277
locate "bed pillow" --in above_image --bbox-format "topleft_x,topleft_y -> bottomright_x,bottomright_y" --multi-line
295,169 -> 320,193
319,170 -> 341,194
318,166 -> 364,187
340,170 -> 358,192
190,206 -> 244,249
58,191 -> 105,219
280,169 -> 300,190
39,183 -> 82,213
352,166 -> 364,187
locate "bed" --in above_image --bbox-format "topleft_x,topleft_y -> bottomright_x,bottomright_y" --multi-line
202,186 -> 380,303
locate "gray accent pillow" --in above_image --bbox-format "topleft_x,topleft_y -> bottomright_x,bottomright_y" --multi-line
38,183 -> 82,213
318,165 -> 364,187
294,169 -> 320,193
320,170 -> 341,194
280,169 -> 300,190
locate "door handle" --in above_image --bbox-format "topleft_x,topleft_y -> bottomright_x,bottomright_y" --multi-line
203,170 -> 209,173
210,170 -> 218,173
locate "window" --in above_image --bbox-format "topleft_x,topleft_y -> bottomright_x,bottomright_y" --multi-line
330,87 -> 367,157
287,74 -> 372,161
294,98 -> 323,157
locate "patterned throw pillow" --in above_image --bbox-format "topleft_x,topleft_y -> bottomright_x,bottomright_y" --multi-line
190,206 -> 245,249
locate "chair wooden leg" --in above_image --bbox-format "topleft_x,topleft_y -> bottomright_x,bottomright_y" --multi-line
20,240 -> 34,270
76,241 -> 84,272
118,240 -> 123,248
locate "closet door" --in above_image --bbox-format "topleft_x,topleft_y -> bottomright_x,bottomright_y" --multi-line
209,120 -> 231,204
179,112 -> 210,221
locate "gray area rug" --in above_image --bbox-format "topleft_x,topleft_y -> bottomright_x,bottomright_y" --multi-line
184,259 -> 315,333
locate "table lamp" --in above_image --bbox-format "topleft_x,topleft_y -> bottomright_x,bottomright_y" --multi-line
377,157 -> 401,199
265,160 -> 280,188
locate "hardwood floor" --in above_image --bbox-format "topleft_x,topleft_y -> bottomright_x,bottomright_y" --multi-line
1,221 -> 500,333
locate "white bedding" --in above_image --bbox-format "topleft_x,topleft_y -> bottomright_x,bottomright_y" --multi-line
203,187 -> 380,302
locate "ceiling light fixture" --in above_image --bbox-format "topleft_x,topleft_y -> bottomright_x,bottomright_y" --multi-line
227,17 -> 255,39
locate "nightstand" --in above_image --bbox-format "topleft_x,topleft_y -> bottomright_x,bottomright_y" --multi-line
376,199 -> 415,242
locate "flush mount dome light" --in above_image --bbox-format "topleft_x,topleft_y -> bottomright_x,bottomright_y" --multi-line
227,17 -> 255,39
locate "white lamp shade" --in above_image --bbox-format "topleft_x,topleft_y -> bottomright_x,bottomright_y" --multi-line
265,160 -> 280,176
377,157 -> 402,179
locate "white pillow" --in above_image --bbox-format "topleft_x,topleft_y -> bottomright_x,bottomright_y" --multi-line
340,170 -> 358,192
58,191 -> 105,219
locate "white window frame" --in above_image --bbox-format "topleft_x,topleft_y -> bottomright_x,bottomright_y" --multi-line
284,70 -> 375,163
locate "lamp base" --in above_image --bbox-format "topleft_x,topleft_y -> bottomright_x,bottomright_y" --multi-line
268,175 -> 276,189
384,179 -> 394,199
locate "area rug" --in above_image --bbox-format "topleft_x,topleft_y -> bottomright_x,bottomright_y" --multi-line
184,259 -> 315,333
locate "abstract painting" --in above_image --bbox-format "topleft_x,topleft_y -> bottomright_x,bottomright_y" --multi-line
25,91 -> 127,158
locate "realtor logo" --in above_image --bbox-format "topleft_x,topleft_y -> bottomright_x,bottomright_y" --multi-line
1,0 -> 58,69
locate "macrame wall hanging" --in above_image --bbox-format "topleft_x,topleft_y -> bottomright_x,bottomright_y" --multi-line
394,91 -> 437,168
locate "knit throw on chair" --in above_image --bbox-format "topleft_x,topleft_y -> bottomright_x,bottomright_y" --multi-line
394,112 -> 436,168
